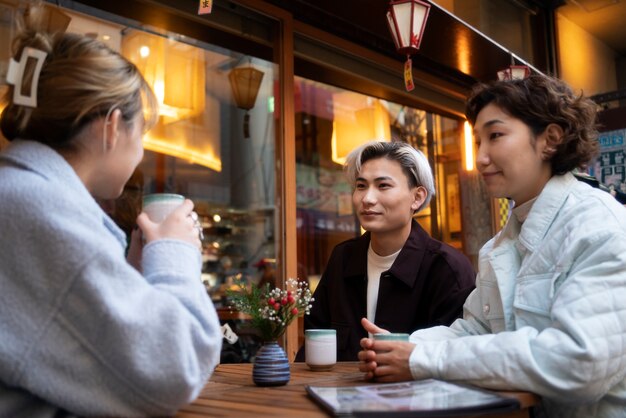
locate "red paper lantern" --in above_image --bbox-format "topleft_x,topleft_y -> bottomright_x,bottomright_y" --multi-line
497,64 -> 531,81
386,0 -> 431,91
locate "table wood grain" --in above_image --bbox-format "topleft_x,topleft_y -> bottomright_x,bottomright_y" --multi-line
175,362 -> 539,417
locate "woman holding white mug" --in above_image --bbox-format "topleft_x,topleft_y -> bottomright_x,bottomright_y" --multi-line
0,4 -> 221,416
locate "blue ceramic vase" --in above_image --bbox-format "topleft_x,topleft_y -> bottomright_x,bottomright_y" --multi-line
252,341 -> 290,386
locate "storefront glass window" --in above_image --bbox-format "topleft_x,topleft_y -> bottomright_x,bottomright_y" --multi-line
295,77 -> 462,290
47,9 -> 278,311
0,1 -> 17,150
0,1 -> 283,363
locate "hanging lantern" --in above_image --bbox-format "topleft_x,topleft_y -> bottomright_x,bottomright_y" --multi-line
228,66 -> 264,138
385,0 -> 431,92
497,64 -> 531,81
24,3 -> 72,33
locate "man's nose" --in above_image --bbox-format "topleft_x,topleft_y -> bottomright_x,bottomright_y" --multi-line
361,187 -> 377,204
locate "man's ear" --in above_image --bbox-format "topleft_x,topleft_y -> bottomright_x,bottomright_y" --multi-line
411,186 -> 428,212
104,109 -> 122,151
542,123 -> 564,160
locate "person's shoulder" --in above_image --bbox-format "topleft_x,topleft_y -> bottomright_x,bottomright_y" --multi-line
4,174 -> 83,214
0,164 -> 58,217
420,236 -> 476,282
436,240 -> 474,269
563,181 -> 626,233
331,233 -> 368,253
0,165 -> 100,241
408,221 -> 473,268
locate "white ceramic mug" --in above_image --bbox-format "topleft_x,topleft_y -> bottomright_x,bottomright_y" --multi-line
373,332 -> 410,354
305,329 -> 336,371
373,333 -> 410,342
142,193 -> 185,223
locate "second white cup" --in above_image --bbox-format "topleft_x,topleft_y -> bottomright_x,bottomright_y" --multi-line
305,329 -> 336,371
373,332 -> 410,354
142,193 -> 185,223
373,333 -> 410,342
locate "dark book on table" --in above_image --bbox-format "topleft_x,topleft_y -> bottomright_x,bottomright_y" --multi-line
305,379 -> 520,417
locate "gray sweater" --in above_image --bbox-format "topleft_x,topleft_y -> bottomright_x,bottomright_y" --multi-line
0,140 -> 222,417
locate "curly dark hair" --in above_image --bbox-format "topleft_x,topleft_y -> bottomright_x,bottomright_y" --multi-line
465,74 -> 599,175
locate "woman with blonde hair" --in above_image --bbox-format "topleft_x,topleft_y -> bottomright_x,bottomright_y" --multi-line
0,5 -> 221,416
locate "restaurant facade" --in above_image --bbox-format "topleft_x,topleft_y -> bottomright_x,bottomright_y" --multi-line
0,0 -> 581,358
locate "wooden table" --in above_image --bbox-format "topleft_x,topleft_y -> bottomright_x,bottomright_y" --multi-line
176,362 -> 539,417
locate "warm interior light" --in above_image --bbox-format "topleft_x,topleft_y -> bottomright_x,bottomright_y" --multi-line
123,32 -> 205,121
456,32 -> 471,75
463,121 -> 475,171
0,99 -> 6,146
213,214 -> 221,223
122,30 -> 221,171
102,35 -> 111,41
331,97 -> 391,165
154,80 -> 164,105
143,133 -> 222,171
139,45 -> 150,58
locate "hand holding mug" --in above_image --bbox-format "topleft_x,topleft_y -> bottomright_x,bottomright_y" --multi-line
138,194 -> 202,248
358,318 -> 414,382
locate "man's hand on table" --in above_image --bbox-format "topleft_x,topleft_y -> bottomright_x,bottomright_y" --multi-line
358,318 -> 415,383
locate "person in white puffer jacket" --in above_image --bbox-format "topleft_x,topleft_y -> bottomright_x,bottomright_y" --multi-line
358,74 -> 626,418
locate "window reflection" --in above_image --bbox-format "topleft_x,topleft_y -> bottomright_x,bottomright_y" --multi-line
123,38 -> 278,306
0,2 -> 15,151
122,30 -> 223,172
56,10 -> 278,312
295,77 -> 463,287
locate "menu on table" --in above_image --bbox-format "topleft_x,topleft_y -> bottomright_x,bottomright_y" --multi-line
306,379 -> 520,417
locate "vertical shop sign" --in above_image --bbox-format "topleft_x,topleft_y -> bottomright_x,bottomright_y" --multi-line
198,0 -> 212,15
404,58 -> 415,92
589,129 -> 626,194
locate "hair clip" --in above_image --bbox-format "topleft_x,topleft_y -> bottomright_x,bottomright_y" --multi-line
5,47 -> 48,108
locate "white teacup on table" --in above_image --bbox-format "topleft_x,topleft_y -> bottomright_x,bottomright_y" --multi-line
305,329 -> 336,371
142,193 -> 185,222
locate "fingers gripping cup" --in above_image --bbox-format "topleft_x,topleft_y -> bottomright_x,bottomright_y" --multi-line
305,329 -> 336,371
142,193 -> 185,223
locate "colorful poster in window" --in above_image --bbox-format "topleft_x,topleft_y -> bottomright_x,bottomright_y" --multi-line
296,164 -> 352,215
589,129 -> 626,194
